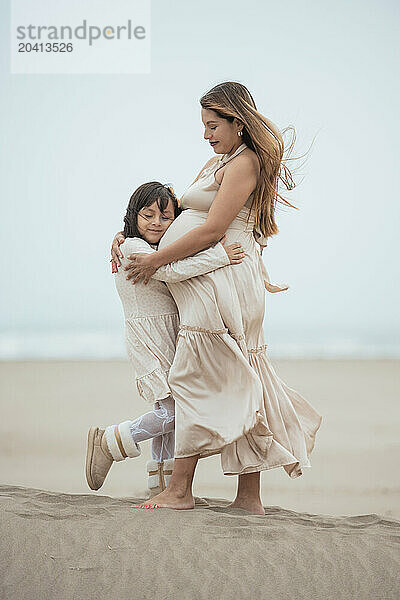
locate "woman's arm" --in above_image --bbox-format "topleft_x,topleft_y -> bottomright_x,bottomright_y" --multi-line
157,154 -> 257,263
126,154 -> 258,282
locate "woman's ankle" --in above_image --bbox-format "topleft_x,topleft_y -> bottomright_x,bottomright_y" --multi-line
167,477 -> 193,498
234,493 -> 262,503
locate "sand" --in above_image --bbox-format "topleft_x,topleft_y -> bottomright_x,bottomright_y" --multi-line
1,485 -> 399,600
0,359 -> 399,599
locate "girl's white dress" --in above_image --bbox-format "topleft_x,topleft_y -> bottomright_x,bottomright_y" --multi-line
114,237 -> 231,404
158,143 -> 323,477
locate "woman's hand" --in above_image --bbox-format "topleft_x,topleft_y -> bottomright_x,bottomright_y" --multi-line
125,252 -> 158,285
110,231 -> 125,273
221,238 -> 245,264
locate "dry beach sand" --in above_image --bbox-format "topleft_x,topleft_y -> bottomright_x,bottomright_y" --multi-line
1,484 -> 399,600
0,360 -> 399,599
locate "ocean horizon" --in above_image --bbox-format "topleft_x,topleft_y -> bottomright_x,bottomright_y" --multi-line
1,330 -> 398,360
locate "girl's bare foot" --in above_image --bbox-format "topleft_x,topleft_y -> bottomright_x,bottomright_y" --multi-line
226,499 -> 265,515
133,487 -> 195,510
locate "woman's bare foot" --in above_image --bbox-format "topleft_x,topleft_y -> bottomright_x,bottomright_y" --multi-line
226,498 -> 265,515
229,472 -> 265,514
133,455 -> 199,510
134,487 -> 195,510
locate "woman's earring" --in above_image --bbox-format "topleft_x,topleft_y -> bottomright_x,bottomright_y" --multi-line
238,130 -> 243,137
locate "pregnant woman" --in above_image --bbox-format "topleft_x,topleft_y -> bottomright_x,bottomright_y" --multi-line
114,81 -> 322,514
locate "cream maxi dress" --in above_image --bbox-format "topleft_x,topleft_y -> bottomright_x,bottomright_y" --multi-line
158,143 -> 322,478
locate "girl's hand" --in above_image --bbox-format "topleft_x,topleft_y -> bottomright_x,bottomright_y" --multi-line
125,252 -> 158,285
222,240 -> 245,264
111,231 -> 125,273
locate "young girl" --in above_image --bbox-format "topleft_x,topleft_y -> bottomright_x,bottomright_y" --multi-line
85,181 -> 244,500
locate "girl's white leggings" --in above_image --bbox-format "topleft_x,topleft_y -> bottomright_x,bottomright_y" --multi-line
128,395 -> 175,462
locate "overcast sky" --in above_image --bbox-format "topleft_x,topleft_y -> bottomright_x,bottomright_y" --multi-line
0,0 -> 398,358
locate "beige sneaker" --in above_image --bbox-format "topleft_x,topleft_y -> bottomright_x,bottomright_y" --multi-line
85,427 -> 114,491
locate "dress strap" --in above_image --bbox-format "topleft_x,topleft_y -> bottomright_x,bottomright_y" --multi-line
218,143 -> 248,167
214,143 -> 248,177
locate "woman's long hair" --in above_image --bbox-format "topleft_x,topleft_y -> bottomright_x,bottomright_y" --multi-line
200,81 -> 310,240
123,181 -> 181,240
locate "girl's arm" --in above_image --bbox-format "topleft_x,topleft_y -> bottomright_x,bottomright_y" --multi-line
123,237 -> 243,284
126,154 -> 258,282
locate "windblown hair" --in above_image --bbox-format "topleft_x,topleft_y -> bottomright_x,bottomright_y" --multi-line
123,181 -> 181,240
200,81 -> 309,240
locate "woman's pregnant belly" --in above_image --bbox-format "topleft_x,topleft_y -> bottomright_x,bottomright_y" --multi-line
158,208 -> 256,251
158,209 -> 208,250
157,208 -> 266,345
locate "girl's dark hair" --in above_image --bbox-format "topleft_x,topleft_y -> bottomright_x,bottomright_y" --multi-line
123,181 -> 182,239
